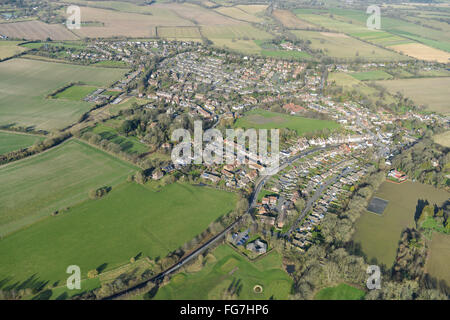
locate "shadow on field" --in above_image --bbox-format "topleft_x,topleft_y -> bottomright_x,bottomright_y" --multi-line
97,263 -> 108,273
0,274 -> 49,292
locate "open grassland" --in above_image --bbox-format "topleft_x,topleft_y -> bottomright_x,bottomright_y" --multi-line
52,85 -> 97,101
292,30 -> 406,61
211,38 -> 262,55
272,10 -> 314,29
375,77 -> 450,115
153,245 -> 292,300
0,58 -> 126,131
157,26 -> 201,39
107,97 -> 150,116
88,121 -> 149,154
70,5 -> 183,38
152,2 -> 240,26
0,131 -> 44,155
425,232 -> 450,284
328,72 -> 397,105
235,5 -> 268,15
202,25 -> 272,40
314,283 -> 365,300
0,40 -> 28,60
389,43 -> 450,63
234,109 -> 340,136
214,6 -> 264,23
0,21 -> 78,41
350,70 -> 393,81
433,131 -> 450,148
353,181 -> 449,267
0,182 -> 236,290
0,139 -> 137,236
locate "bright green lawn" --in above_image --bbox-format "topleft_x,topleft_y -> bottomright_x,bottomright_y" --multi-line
152,245 -> 292,300
0,131 -> 44,154
0,139 -> 137,236
314,283 -> 365,300
53,85 -> 97,101
234,109 -> 340,136
0,182 -> 236,289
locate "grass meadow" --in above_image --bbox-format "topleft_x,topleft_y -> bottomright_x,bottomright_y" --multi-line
314,283 -> 365,300
375,77 -> 450,115
0,131 -> 44,155
425,232 -> 450,285
52,85 -> 97,101
0,182 -> 236,290
0,58 -> 126,131
0,139 -> 137,236
0,41 -> 28,60
353,181 -> 449,267
234,109 -> 340,136
153,245 -> 292,300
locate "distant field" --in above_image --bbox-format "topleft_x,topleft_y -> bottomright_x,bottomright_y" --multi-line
272,10 -> 314,29
389,43 -> 450,63
0,139 -> 137,236
152,2 -> 241,26
52,85 -> 97,101
202,25 -> 272,40
157,26 -> 201,39
215,6 -> 263,23
353,181 -> 449,267
0,182 -> 236,289
375,77 -> 450,115
153,245 -> 292,300
71,6 -> 170,38
433,131 -> 450,148
0,20 -> 78,40
350,70 -> 393,81
0,58 -> 126,131
235,109 -> 340,136
212,38 -> 262,54
0,40 -> 28,60
314,283 -> 365,300
292,30 -> 405,61
425,232 -> 450,284
0,131 -> 44,155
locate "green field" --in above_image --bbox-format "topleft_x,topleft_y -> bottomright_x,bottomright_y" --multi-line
314,283 -> 365,300
0,131 -> 44,154
89,121 -> 149,154
0,182 -> 236,290
433,131 -> 450,148
350,70 -> 393,81
234,109 -> 340,136
0,139 -> 137,236
52,85 -> 97,101
425,232 -> 450,285
152,244 -> 292,300
291,30 -> 404,61
353,181 -> 449,267
0,58 -> 126,131
375,77 -> 450,116
0,40 -> 28,60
